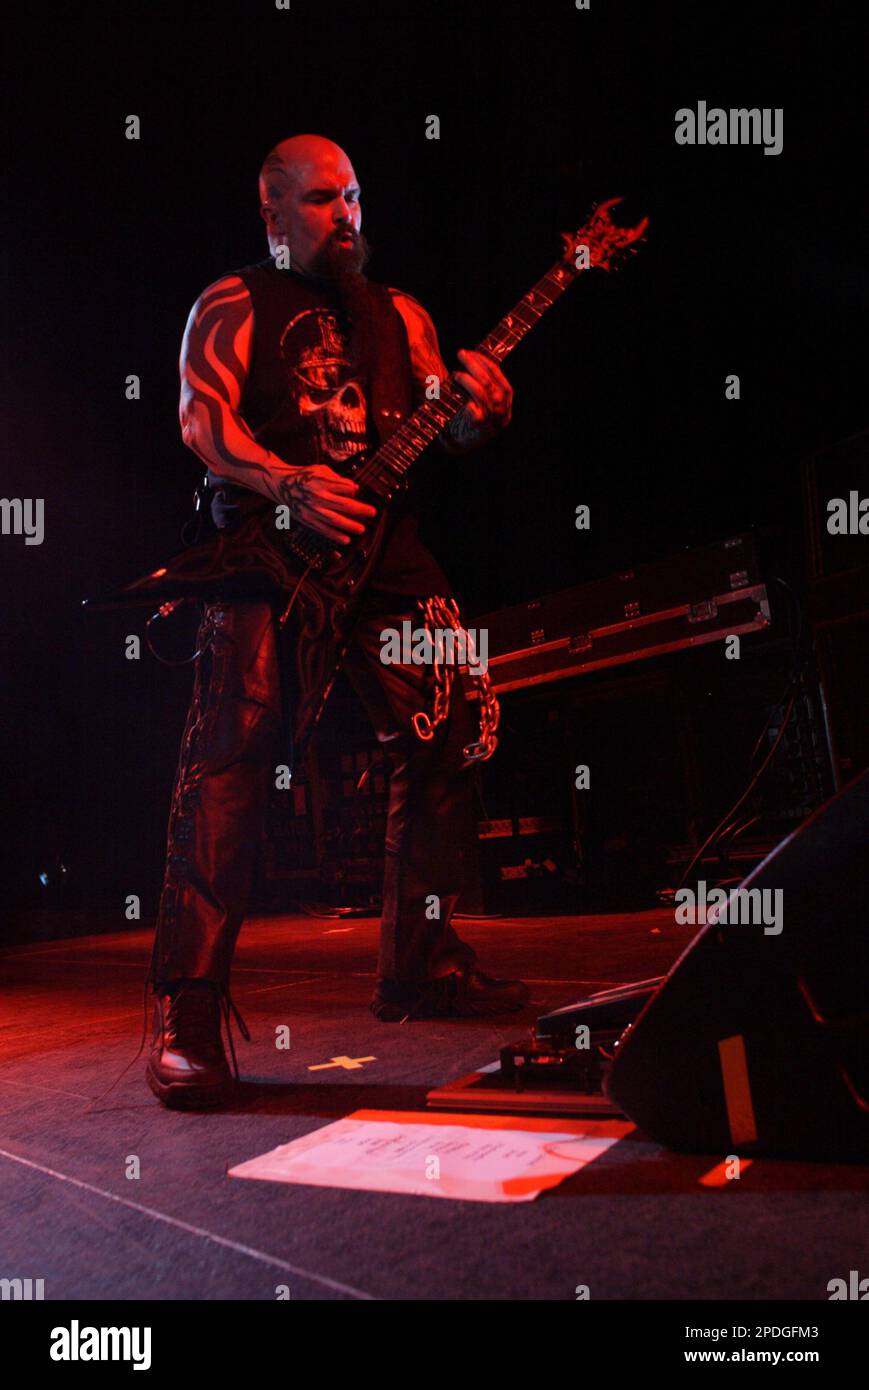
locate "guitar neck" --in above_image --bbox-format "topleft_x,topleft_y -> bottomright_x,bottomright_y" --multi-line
356,256 -> 580,496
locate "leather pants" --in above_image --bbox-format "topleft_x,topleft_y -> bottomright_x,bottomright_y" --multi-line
148,594 -> 479,994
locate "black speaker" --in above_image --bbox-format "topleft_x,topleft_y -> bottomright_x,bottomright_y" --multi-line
803,429 -> 869,785
606,768 -> 869,1160
802,428 -> 869,590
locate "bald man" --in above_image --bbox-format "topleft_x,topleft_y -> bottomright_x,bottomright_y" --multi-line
146,136 -> 528,1109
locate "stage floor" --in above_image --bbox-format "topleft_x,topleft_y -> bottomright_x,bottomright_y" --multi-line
1,909 -> 867,1301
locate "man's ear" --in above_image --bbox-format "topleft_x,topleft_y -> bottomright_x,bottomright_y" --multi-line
261,204 -> 284,234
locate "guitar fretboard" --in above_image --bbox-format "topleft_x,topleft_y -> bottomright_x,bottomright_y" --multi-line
355,257 -> 580,496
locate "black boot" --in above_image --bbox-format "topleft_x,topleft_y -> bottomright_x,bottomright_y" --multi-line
371,966 -> 530,1021
146,978 -> 248,1109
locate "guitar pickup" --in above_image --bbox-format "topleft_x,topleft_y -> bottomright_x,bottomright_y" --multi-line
567,631 -> 592,654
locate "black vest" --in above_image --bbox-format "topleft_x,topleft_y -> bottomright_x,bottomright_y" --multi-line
219,257 -> 449,597
234,258 -> 414,462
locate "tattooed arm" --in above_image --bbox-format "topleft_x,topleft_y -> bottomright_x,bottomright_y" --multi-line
390,289 -> 513,453
179,276 -> 375,544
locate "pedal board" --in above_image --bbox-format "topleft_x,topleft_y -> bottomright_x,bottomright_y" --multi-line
426,1036 -> 624,1117
426,978 -> 662,1116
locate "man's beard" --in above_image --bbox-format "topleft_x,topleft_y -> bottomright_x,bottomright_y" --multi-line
309,228 -> 371,281
310,230 -> 375,378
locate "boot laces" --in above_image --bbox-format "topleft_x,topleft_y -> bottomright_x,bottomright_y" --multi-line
83,975 -> 251,1112
165,982 -> 221,1050
164,981 -> 251,1082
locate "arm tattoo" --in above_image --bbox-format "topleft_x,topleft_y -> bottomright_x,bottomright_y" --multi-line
179,274 -> 295,503
389,290 -> 484,454
389,290 -> 447,394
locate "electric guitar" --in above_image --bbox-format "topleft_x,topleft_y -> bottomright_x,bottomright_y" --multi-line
84,198 -> 647,741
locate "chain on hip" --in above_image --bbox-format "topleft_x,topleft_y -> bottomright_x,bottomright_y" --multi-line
410,595 -> 499,765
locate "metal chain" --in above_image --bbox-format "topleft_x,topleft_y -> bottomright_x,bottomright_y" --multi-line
411,595 -> 500,765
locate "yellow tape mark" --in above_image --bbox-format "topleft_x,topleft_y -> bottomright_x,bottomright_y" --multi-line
718,1034 -> 759,1146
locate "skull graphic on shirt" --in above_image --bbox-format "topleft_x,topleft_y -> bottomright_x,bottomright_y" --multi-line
279,308 -> 369,467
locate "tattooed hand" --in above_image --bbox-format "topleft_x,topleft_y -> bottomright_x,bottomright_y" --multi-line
276,464 -> 378,546
449,348 -> 513,450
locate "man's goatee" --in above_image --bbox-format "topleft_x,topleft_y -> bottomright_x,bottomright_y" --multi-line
310,231 -> 372,281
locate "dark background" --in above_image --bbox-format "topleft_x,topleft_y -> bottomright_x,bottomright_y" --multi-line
2,0 -> 866,927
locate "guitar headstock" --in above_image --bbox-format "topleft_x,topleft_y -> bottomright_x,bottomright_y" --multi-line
560,197 -> 649,274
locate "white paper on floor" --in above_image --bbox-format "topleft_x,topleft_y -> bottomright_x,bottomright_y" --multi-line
227,1109 -> 632,1202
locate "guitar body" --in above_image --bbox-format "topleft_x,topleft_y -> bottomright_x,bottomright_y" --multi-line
111,468 -> 391,610
268,489 -> 395,747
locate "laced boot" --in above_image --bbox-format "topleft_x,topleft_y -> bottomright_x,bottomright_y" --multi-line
146,978 -> 249,1109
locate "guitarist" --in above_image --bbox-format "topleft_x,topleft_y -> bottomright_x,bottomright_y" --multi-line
146,134 -> 529,1109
